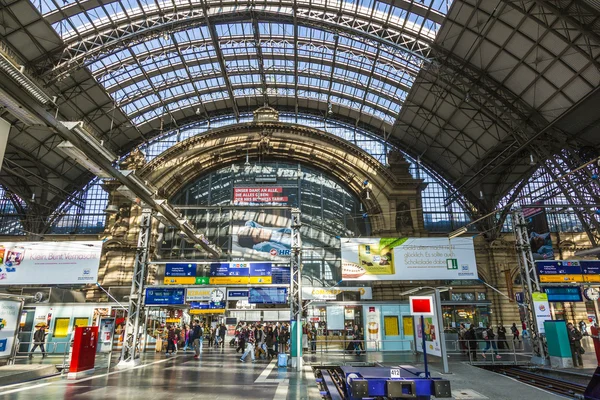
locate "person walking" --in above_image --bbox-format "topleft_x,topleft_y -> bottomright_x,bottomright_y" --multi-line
273,324 -> 280,355
265,326 -> 276,360
236,326 -> 247,354
481,324 -> 501,359
30,325 -> 47,358
310,323 -> 318,353
464,325 -> 477,361
219,323 -> 227,348
511,323 -> 520,345
209,327 -> 215,348
568,322 -> 584,367
191,319 -> 203,359
459,323 -> 468,355
240,324 -> 256,363
497,324 -> 509,351
166,325 -> 176,356
521,321 -> 529,338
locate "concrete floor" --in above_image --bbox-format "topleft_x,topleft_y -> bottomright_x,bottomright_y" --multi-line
0,344 -> 592,399
0,348 -> 316,400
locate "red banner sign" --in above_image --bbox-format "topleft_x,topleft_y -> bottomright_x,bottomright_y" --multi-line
233,187 -> 288,203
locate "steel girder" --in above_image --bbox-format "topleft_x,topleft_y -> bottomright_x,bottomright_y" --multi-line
33,7 -> 431,82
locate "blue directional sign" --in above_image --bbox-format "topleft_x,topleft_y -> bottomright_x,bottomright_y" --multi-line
165,263 -> 196,277
210,262 -> 250,277
145,288 -> 185,305
249,262 -> 272,276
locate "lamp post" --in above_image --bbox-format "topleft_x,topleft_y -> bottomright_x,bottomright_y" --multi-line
401,286 -> 451,374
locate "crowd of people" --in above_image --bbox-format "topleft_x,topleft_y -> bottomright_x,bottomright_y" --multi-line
235,322 -> 291,363
158,320 -> 309,363
458,322 -> 526,361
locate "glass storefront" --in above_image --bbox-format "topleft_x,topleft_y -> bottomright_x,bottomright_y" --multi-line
442,304 -> 491,329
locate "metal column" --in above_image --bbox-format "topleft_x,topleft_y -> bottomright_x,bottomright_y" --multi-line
290,208 -> 303,371
512,209 -> 546,363
117,208 -> 152,368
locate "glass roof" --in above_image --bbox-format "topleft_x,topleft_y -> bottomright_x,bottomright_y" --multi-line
32,0 -> 452,128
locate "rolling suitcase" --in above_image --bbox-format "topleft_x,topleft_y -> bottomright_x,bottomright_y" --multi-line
278,352 -> 288,367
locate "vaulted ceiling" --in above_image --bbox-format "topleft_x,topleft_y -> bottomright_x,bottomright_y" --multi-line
0,0 -> 599,231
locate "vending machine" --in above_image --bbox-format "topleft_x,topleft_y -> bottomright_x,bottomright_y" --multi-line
97,317 -> 115,353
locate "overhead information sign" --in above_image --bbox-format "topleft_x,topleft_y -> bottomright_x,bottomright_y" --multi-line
341,237 -> 478,281
165,263 -> 196,277
537,260 -> 600,283
0,241 -> 102,285
145,288 -> 185,305
162,262 -> 287,285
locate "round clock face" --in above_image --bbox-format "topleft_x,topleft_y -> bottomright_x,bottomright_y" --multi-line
584,288 -> 599,301
210,289 -> 225,303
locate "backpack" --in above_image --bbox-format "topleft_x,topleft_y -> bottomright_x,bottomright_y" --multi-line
192,325 -> 201,340
34,329 -> 45,342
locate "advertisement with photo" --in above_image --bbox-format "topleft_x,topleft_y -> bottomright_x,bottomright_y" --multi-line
0,241 -> 102,285
414,315 -> 442,357
230,209 -> 292,261
341,237 -> 478,281
524,204 -> 554,260
0,299 -> 21,358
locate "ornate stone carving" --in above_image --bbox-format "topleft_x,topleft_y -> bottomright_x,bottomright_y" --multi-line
257,129 -> 273,155
119,148 -> 146,170
395,201 -> 413,232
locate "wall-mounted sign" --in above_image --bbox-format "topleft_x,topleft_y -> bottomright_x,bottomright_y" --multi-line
0,241 -> 102,285
341,238 -> 478,281
145,288 -> 185,305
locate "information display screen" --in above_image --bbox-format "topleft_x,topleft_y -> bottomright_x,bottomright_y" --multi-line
544,287 -> 583,302
248,287 -> 288,304
271,266 -> 291,285
145,288 -> 185,305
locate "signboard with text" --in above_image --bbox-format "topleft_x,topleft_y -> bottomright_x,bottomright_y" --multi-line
537,260 -> 600,283
233,187 -> 289,205
341,237 -> 478,281
0,241 -> 102,285
165,263 -> 196,277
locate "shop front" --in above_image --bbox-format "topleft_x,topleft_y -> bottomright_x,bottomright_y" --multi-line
306,301 -> 413,353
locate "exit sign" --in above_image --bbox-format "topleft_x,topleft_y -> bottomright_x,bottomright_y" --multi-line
446,259 -> 458,270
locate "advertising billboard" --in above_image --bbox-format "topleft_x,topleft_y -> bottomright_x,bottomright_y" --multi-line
0,299 -> 21,358
524,204 -> 554,260
233,186 -> 289,205
341,237 -> 478,281
230,209 -> 292,261
0,241 -> 102,285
